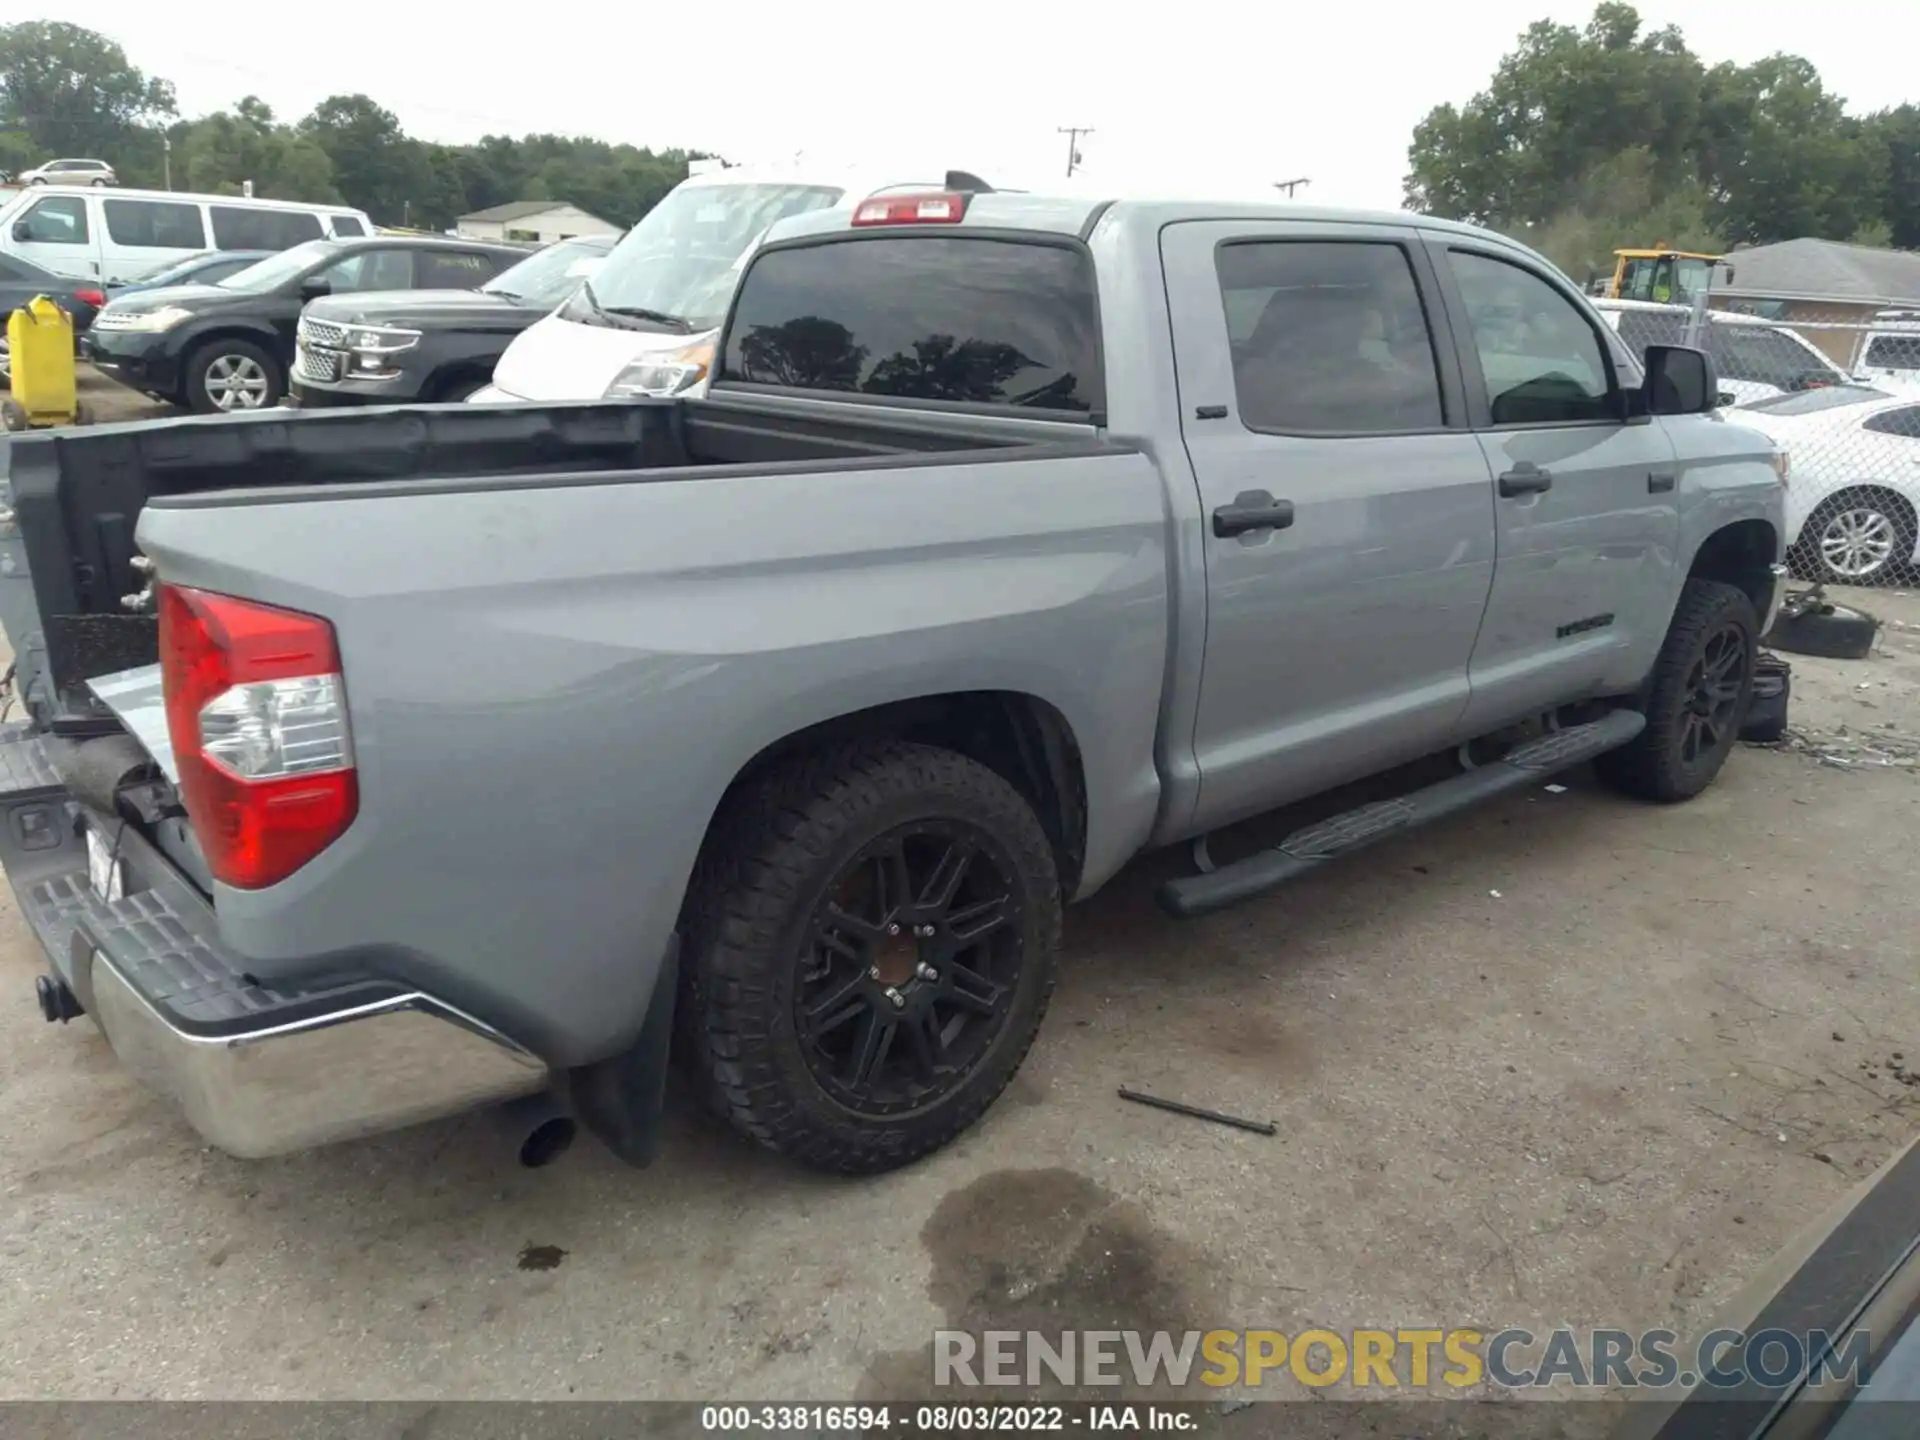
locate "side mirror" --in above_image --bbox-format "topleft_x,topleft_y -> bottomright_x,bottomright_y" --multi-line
299,275 -> 331,299
1643,345 -> 1718,416
11,221 -> 28,242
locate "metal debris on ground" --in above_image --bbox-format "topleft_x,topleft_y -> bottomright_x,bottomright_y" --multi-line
1117,1087 -> 1277,1136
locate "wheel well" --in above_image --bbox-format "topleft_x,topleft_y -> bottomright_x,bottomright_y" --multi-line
1688,519 -> 1780,615
431,364 -> 493,401
1809,485 -> 1919,534
712,692 -> 1089,895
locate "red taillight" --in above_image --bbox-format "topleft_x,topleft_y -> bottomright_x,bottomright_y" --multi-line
72,288 -> 106,308
850,192 -> 970,227
158,584 -> 357,890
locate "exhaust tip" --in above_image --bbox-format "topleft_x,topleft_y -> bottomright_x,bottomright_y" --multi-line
519,1114 -> 578,1169
494,1093 -> 577,1168
35,974 -> 83,1023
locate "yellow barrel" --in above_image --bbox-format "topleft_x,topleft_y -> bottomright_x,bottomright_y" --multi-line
5,295 -> 78,427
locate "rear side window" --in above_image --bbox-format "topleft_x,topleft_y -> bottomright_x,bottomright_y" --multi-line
1863,335 -> 1920,373
720,236 -> 1101,413
103,198 -> 206,250
210,206 -> 325,251
330,215 -> 367,237
417,250 -> 493,288
1218,240 -> 1444,433
1710,325 -> 1832,386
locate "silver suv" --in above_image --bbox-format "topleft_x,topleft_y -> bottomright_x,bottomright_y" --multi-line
19,158 -> 116,187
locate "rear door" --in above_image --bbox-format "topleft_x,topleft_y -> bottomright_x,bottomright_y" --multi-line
1160,220 -> 1499,833
1428,240 -> 1680,731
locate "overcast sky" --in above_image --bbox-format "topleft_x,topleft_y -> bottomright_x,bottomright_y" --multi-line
49,1 -> 1920,208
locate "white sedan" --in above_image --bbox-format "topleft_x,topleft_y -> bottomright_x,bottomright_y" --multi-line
1734,387 -> 1920,584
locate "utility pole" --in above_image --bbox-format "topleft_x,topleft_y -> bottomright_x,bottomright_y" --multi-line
1058,127 -> 1094,179
162,136 -> 171,191
1272,177 -> 1312,198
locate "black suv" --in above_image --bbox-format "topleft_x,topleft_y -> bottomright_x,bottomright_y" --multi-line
82,235 -> 524,413
290,234 -> 618,407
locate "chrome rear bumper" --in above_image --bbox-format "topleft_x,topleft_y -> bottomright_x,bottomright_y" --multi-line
87,956 -> 548,1159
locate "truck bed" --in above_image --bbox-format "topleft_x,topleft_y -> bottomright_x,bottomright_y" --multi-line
0,396 -> 1084,732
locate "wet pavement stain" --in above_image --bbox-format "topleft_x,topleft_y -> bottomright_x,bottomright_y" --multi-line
516,1243 -> 567,1272
858,1168 -> 1217,1412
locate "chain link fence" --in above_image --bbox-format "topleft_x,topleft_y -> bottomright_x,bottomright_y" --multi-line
1606,299 -> 1920,590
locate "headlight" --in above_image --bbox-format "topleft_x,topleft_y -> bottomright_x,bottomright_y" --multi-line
604,339 -> 715,399
101,305 -> 192,333
343,326 -> 420,355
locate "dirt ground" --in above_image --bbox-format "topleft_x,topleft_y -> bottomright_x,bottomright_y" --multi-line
1,399 -> 1917,1404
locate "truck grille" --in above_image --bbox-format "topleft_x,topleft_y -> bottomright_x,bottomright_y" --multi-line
294,345 -> 341,383
299,317 -> 348,349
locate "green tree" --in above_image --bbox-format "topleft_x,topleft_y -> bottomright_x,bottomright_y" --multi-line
299,94 -> 432,224
1406,3 -> 1903,252
175,98 -> 339,202
1863,104 -> 1920,250
0,21 -> 175,170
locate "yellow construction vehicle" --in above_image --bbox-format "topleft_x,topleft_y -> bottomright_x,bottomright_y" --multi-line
1594,248 -> 1727,305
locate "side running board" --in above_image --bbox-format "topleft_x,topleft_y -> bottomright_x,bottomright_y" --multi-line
1157,709 -> 1646,919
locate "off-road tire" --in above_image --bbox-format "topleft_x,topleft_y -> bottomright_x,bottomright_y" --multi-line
1597,578 -> 1758,803
679,741 -> 1061,1174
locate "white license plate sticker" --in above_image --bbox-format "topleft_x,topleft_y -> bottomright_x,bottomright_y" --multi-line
85,827 -> 124,903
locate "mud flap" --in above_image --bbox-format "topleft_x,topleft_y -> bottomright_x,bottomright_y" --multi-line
571,933 -> 679,1168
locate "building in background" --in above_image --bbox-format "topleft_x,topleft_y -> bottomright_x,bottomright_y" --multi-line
454,201 -> 619,245
1712,238 -> 1920,369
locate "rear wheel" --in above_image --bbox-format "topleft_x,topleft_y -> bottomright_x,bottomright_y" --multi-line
681,741 -> 1061,1174
186,339 -> 280,414
1597,579 -> 1758,803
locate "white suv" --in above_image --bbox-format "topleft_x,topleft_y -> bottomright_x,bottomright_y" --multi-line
1857,311 -> 1920,394
19,158 -> 116,187
1595,298 -> 1850,406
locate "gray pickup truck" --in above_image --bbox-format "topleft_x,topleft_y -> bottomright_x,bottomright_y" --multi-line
0,189 -> 1787,1176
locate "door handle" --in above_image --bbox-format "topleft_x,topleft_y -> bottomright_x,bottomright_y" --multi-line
1497,463 -> 1552,497
1212,490 -> 1295,538
1648,471 -> 1676,493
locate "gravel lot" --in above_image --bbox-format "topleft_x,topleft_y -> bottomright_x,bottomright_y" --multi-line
2,388 -> 1918,1404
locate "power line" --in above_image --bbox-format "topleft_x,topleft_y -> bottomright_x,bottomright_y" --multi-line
1057,126 -> 1094,179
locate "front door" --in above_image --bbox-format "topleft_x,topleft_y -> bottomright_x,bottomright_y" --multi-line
1160,220 -> 1500,834
1429,242 -> 1681,732
6,193 -> 98,280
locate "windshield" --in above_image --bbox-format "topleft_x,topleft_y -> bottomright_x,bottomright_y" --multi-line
483,238 -> 610,307
1738,385 -> 1889,415
217,240 -> 341,292
562,182 -> 844,333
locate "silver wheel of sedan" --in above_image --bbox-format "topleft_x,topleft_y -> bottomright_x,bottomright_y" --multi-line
1818,504 -> 1899,581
